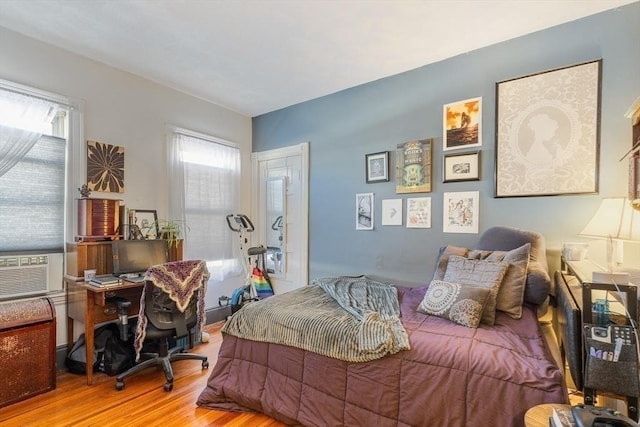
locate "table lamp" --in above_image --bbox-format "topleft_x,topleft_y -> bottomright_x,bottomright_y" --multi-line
579,197 -> 640,272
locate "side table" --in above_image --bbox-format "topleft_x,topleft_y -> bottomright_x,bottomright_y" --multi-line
559,257 -> 639,421
524,403 -> 572,427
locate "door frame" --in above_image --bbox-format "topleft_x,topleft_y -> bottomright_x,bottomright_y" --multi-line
251,142 -> 309,288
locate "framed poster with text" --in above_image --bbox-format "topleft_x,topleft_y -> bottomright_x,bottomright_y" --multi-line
395,138 -> 432,194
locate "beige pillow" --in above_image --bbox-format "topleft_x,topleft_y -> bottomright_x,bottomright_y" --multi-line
418,280 -> 491,328
443,256 -> 509,325
467,243 -> 531,319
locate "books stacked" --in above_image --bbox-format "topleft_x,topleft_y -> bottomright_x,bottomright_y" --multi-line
88,275 -> 122,288
550,406 -> 576,427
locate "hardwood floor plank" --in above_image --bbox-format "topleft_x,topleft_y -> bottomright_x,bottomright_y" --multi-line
0,322 -> 285,427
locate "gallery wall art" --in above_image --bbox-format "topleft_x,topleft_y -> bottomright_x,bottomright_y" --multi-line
495,60 -> 601,197
395,139 -> 432,194
443,191 -> 479,234
356,192 -> 374,230
406,197 -> 431,229
443,97 -> 482,151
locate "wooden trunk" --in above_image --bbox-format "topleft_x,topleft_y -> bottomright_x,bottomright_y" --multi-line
0,298 -> 56,408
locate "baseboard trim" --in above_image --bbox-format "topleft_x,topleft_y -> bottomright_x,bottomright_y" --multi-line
56,305 -> 231,371
206,305 -> 231,324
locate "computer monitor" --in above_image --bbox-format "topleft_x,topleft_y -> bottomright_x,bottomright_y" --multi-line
111,239 -> 169,276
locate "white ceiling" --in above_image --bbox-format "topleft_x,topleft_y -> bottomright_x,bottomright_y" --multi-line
0,0 -> 636,117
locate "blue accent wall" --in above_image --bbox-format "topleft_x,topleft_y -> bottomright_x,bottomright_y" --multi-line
253,3 -> 640,283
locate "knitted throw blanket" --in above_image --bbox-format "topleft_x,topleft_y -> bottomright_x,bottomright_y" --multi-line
134,260 -> 209,361
222,276 -> 409,362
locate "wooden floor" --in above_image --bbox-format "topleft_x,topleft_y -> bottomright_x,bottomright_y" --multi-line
1,317 -> 614,426
0,322 -> 285,427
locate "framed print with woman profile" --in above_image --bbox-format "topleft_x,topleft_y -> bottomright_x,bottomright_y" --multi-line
495,60 -> 601,197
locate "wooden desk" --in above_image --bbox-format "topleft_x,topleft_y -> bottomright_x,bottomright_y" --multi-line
64,239 -> 182,385
65,277 -> 145,386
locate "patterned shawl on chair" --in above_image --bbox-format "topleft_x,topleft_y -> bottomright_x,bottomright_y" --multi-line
134,259 -> 209,361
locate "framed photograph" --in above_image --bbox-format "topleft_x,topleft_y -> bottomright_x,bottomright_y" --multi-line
443,97 -> 482,151
406,197 -> 431,229
381,199 -> 402,226
356,193 -> 374,230
366,151 -> 390,183
443,191 -> 479,234
443,151 -> 480,183
395,138 -> 432,194
495,59 -> 601,197
133,209 -> 159,239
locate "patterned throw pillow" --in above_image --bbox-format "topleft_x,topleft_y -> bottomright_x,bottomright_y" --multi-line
417,280 -> 491,328
443,256 -> 509,325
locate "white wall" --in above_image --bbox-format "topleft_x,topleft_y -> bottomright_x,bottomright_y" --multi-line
0,26 -> 252,345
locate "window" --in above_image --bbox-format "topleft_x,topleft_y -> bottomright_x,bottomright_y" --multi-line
0,82 -> 70,254
168,128 -> 241,280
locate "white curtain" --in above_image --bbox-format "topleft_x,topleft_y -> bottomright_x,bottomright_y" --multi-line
168,129 -> 241,281
0,90 -> 59,177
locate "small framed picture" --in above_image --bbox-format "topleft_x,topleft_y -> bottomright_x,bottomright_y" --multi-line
443,191 -> 479,234
381,199 -> 402,226
133,209 -> 159,239
406,197 -> 431,229
356,193 -> 374,230
365,151 -> 390,183
443,151 -> 480,183
443,97 -> 482,151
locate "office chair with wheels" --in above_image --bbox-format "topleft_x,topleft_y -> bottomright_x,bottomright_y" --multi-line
115,260 -> 210,392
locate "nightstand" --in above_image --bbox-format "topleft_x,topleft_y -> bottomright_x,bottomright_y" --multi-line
524,403 -> 573,427
557,257 -> 639,421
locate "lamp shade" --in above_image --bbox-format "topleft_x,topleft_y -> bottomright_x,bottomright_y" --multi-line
579,198 -> 640,242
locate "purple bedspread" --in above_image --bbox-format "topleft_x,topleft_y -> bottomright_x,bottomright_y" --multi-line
197,286 -> 568,426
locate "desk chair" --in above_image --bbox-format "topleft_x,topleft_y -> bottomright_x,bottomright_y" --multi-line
115,260 -> 210,392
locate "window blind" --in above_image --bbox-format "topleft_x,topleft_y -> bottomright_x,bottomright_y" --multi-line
0,83 -> 67,254
168,130 -> 241,281
0,134 -> 66,253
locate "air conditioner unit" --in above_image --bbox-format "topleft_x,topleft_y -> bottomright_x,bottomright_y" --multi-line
0,253 -> 63,300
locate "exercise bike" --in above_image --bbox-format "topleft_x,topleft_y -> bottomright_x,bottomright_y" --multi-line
223,214 -> 274,313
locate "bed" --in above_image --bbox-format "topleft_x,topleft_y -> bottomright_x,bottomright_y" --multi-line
197,227 -> 569,426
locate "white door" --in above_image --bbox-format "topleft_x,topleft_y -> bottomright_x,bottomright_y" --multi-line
252,143 -> 308,294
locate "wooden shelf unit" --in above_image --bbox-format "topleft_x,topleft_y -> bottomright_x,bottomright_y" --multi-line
66,239 -> 183,279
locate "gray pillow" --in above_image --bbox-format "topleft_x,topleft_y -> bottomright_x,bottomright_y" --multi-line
467,243 -> 530,319
443,255 -> 509,325
475,226 -> 550,305
418,280 -> 491,328
432,245 -> 470,281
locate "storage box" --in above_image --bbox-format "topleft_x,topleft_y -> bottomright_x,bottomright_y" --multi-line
0,297 -> 56,408
76,197 -> 121,241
